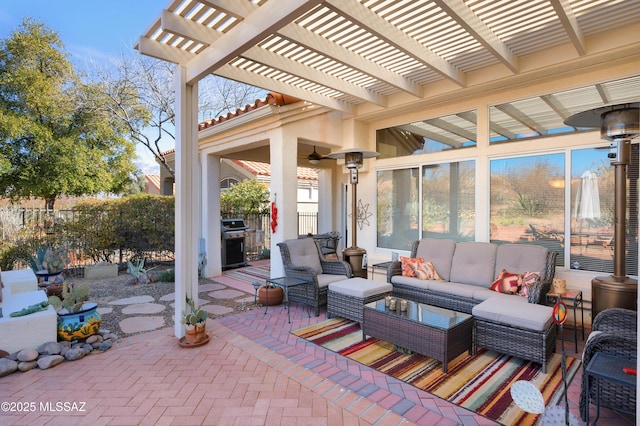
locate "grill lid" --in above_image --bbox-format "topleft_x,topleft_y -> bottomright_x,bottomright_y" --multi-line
221,218 -> 248,232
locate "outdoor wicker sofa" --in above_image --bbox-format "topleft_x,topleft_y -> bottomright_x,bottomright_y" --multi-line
387,238 -> 557,314
278,237 -> 352,316
579,307 -> 637,421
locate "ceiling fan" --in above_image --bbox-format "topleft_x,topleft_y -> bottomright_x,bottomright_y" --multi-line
307,146 -> 329,165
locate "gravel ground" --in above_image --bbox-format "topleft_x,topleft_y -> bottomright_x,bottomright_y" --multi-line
64,272 -> 259,339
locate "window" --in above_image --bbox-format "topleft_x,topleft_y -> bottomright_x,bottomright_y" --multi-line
570,147 -> 638,275
377,168 -> 419,250
422,161 -> 475,241
220,177 -> 239,190
376,110 -> 477,159
490,154 -> 565,264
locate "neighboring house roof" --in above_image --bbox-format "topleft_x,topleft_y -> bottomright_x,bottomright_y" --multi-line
233,160 -> 317,181
145,174 -> 161,194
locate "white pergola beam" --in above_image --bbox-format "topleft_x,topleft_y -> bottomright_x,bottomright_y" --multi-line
136,36 -> 196,64
549,0 -> 586,56
241,47 -> 387,107
216,64 -> 355,115
325,0 -> 466,87
185,0 -> 323,84
433,0 -> 519,73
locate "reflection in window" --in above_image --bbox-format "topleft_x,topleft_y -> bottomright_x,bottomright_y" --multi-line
377,168 -> 419,250
490,154 -> 565,264
422,161 -> 475,241
376,111 -> 477,159
570,148 -> 638,275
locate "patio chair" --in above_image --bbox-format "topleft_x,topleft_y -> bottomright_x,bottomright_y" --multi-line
579,307 -> 637,421
278,237 -> 352,316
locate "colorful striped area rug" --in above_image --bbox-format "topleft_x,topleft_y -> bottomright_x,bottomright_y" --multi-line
293,318 -> 581,425
223,264 -> 270,284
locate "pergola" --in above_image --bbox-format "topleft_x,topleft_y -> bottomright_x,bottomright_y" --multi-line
135,0 -> 640,337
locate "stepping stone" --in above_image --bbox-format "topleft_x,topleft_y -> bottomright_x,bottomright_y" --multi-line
198,283 -> 226,292
208,289 -> 245,299
159,293 -> 174,302
122,303 -> 166,315
119,316 -> 165,334
97,307 -> 113,315
201,304 -> 233,316
109,295 -> 154,305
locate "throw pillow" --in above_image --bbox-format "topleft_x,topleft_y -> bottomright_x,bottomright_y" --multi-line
400,256 -> 423,278
519,271 -> 541,297
419,260 -> 443,280
490,269 -> 522,294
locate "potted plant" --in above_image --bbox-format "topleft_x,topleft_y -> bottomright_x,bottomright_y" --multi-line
22,245 -> 67,286
181,296 -> 209,345
258,282 -> 284,306
47,282 -> 101,341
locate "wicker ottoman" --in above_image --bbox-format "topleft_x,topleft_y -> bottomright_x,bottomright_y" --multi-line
472,297 -> 556,373
327,278 -> 392,323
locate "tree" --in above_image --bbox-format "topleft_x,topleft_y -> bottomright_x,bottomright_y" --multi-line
90,52 -> 265,177
220,179 -> 270,215
0,19 -> 136,209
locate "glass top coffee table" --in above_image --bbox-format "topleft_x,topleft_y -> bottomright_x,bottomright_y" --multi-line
362,298 -> 473,372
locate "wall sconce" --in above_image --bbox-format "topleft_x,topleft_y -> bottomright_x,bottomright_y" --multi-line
327,149 -> 379,277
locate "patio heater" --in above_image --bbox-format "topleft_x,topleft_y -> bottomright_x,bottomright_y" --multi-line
565,103 -> 639,318
327,149 -> 379,278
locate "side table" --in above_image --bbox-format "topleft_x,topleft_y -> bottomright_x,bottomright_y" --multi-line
546,288 -> 584,352
585,352 -> 637,425
265,277 -> 311,323
369,261 -> 393,282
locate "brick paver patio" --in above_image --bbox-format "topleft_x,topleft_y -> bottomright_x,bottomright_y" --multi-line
0,267 -> 634,425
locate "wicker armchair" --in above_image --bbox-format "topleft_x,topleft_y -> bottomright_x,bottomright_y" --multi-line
579,307 -> 637,421
278,238 -> 352,316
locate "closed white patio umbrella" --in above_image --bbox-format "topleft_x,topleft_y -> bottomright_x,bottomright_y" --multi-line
573,170 -> 601,222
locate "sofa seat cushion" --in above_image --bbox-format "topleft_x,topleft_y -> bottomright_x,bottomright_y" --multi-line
317,274 -> 349,288
473,288 -> 529,303
449,242 -> 498,287
428,280 -> 478,299
473,297 -> 553,332
390,275 -> 431,289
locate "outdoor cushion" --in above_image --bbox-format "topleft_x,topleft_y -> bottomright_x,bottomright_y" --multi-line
428,281 -> 477,299
285,238 -> 322,274
316,274 -> 348,289
414,238 -> 456,281
329,277 -> 392,298
472,288 -> 529,303
472,297 -> 553,332
495,244 -> 548,279
449,242 -> 497,287
489,269 -> 521,294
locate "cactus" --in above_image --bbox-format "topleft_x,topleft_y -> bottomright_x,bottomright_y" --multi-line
181,296 -> 208,326
48,282 -> 90,313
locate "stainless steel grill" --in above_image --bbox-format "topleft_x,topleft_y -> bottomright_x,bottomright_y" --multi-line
221,219 -> 248,269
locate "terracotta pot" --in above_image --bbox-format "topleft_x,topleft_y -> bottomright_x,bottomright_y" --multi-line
185,322 -> 207,344
258,286 -> 284,306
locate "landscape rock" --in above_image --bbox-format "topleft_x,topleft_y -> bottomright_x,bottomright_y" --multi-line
37,341 -> 63,355
64,348 -> 86,361
17,348 -> 39,362
37,355 -> 64,370
0,358 -> 18,377
18,361 -> 38,372
86,335 -> 103,344
98,341 -> 112,351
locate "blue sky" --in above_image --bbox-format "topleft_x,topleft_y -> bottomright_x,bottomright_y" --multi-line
0,0 -> 168,172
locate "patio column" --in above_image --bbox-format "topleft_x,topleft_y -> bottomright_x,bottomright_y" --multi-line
201,153 -> 222,278
269,129 -> 299,277
174,65 -> 200,338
